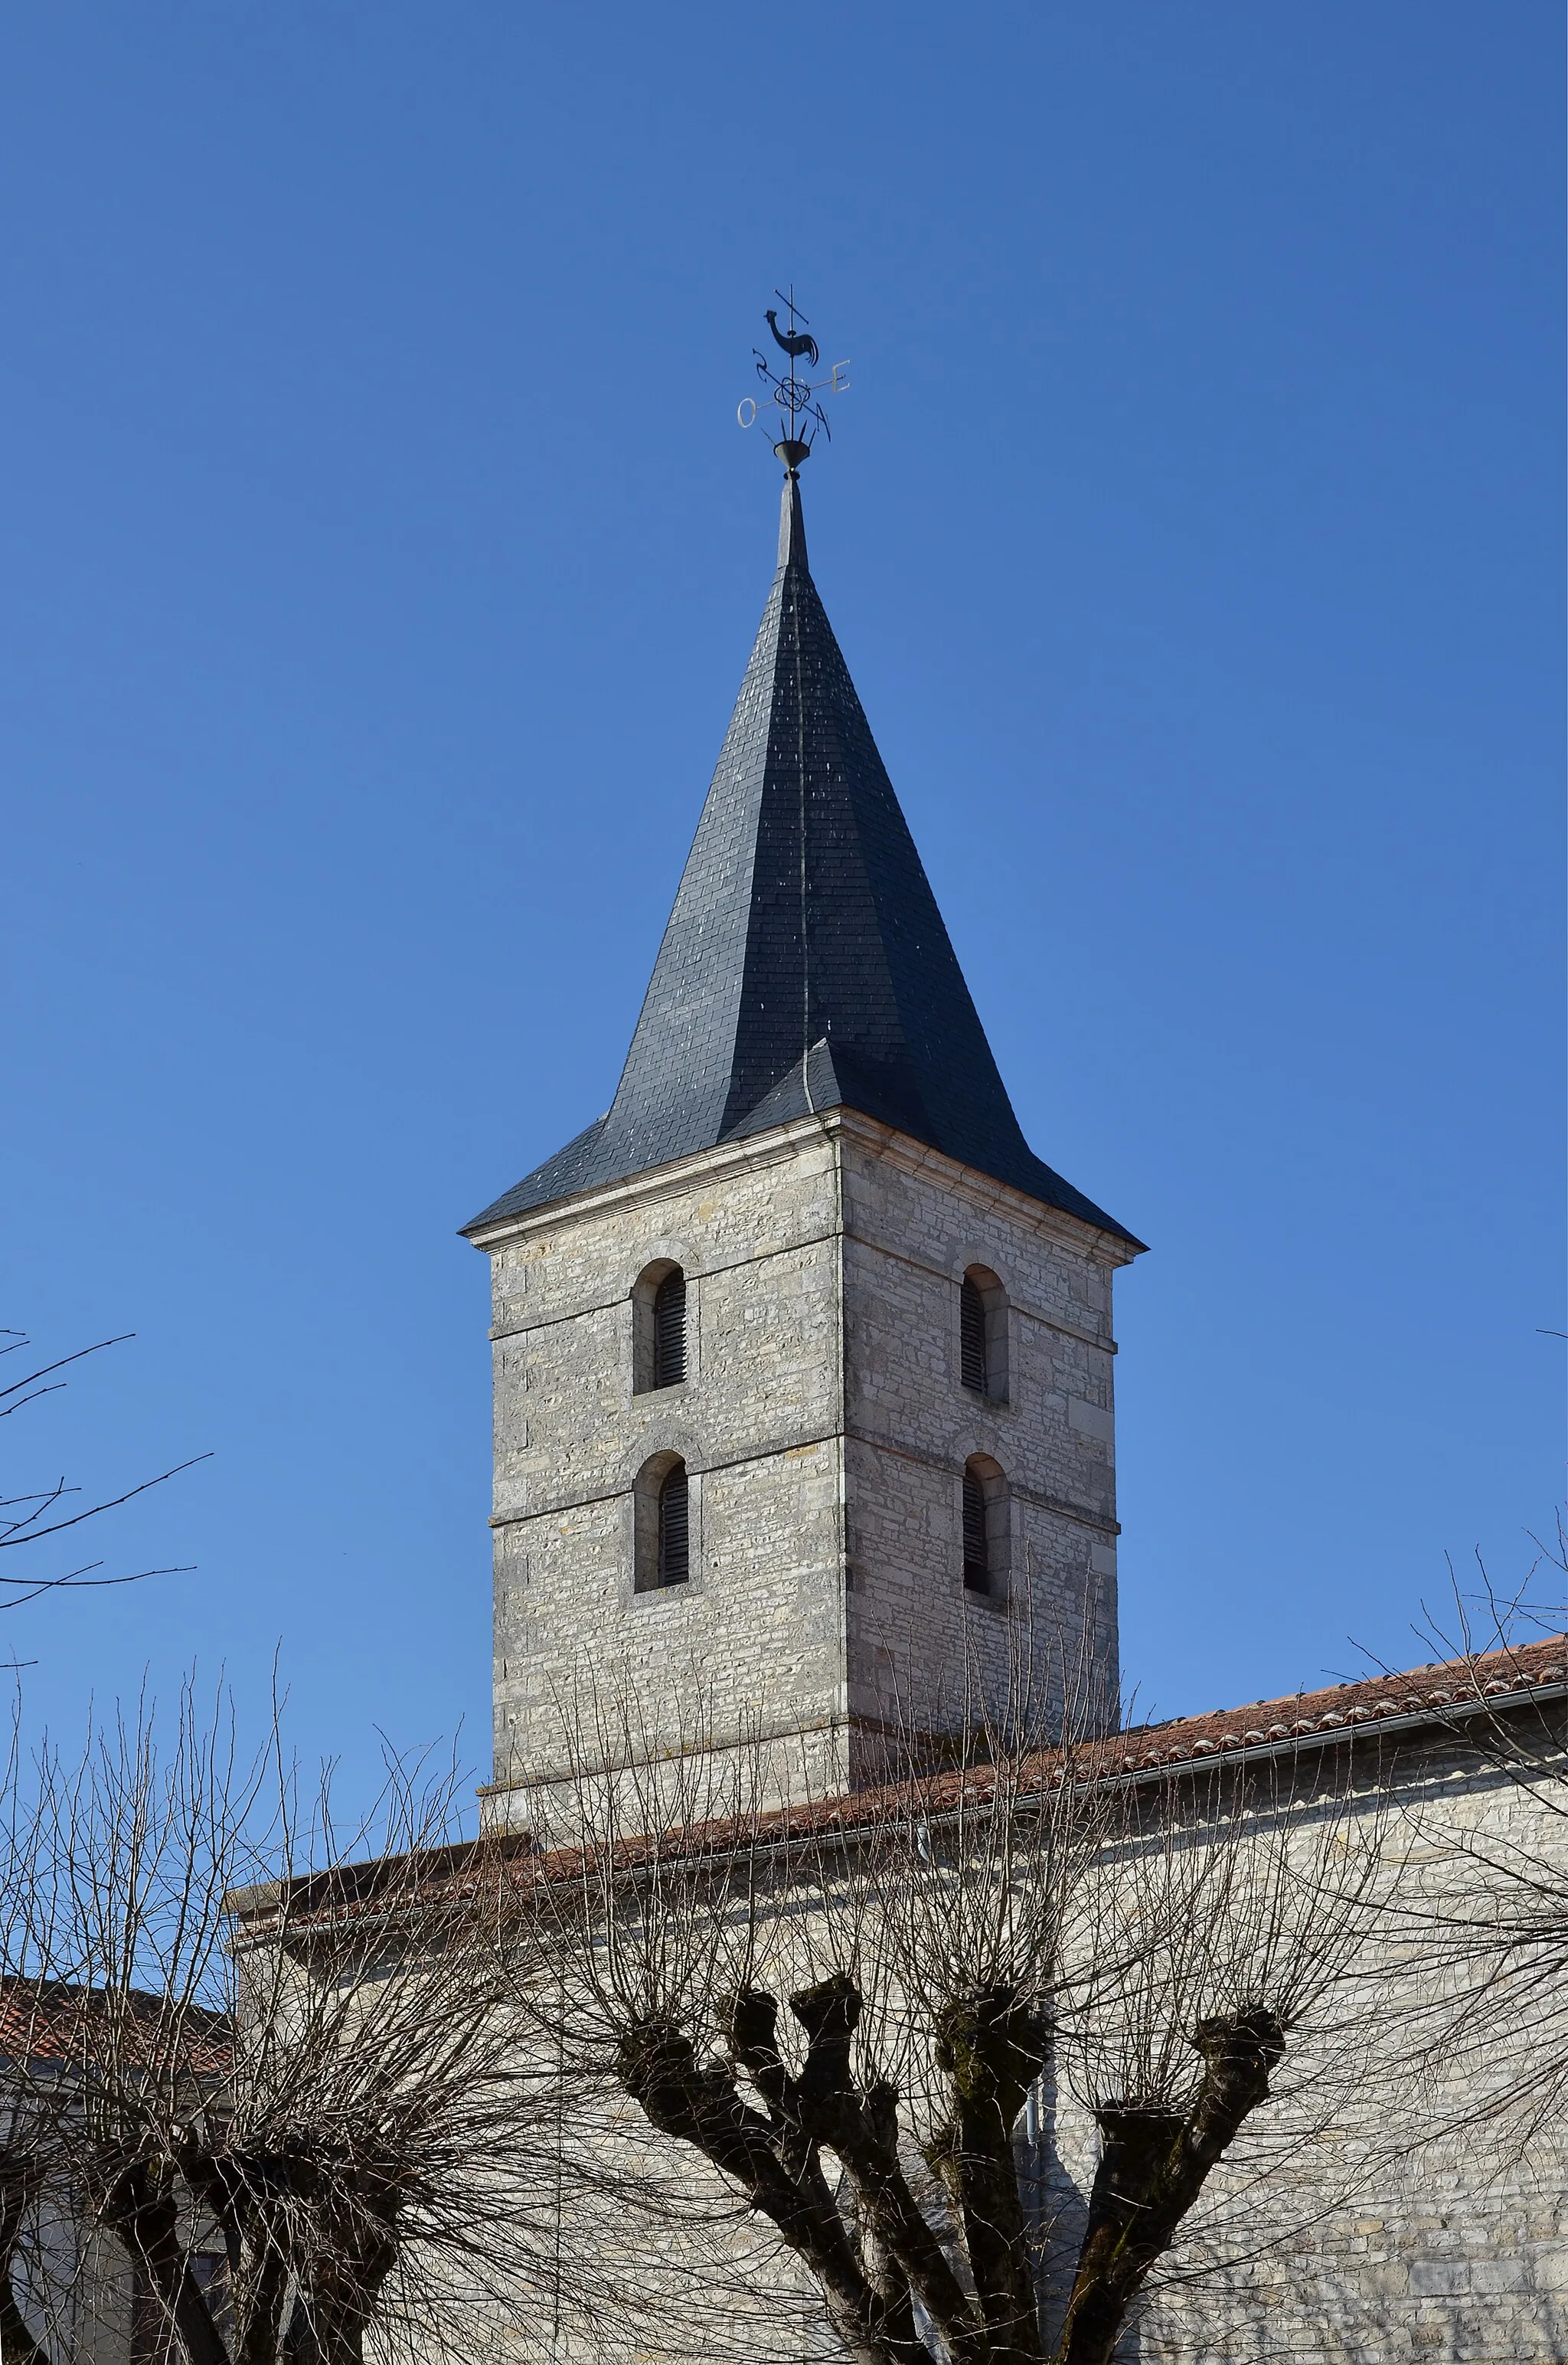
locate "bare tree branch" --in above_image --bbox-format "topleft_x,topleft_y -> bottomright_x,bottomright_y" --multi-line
0,1329 -> 207,1609
518,1648 -> 1411,2365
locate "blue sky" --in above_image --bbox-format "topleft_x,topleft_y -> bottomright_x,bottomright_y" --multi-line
3,5 -> 1562,1798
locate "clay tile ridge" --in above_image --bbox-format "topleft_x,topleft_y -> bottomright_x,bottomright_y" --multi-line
0,1975 -> 233,2074
527,1631 -> 1567,1888
229,1634 -> 1566,1925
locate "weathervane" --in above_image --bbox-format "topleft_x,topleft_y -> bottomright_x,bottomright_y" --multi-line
737,287 -> 850,468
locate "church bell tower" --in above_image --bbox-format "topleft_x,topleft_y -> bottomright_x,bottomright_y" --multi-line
464,440 -> 1143,1834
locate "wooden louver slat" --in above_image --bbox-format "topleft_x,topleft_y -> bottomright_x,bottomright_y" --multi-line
962,1471 -> 989,1592
653,1270 -> 687,1388
658,1464 -> 690,1587
960,1275 -> 987,1395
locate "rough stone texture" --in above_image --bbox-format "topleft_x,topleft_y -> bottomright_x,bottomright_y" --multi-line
481,1120 -> 843,1832
475,1108 -> 1135,1833
839,1130 -> 1123,1758
1084,1733 -> 1568,2363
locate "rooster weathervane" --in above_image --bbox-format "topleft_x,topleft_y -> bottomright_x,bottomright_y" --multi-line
737,287 -> 850,467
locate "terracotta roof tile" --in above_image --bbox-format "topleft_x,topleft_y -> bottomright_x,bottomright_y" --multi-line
228,1635 -> 1566,1919
0,1977 -> 232,2073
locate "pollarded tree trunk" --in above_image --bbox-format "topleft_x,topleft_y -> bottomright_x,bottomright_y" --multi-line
618,1978 -> 1294,2365
1052,2007 -> 1286,2365
93,2158 -> 232,2365
619,1999 -> 925,2365
306,2213 -> 401,2365
926,1985 -> 1051,2365
542,1672 -> 1400,2365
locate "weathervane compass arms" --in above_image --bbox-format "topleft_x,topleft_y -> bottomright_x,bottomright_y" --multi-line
737,286 -> 850,469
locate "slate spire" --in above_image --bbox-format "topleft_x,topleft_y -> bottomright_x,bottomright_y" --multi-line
466,469 -> 1137,1245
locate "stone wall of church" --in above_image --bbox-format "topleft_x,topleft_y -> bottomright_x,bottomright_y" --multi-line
838,1130 -> 1128,1758
1070,1735 -> 1568,2363
1021,1732 -> 1567,2361
478,1111 -> 1135,1835
482,1119 -> 851,1833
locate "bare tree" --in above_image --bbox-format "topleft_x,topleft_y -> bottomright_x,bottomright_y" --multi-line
521,1665 -> 1406,2365
0,1686 -> 614,2365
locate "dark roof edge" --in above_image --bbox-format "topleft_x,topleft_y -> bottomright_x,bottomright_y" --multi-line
459,1116 -> 608,1237
460,1099 -> 1144,1255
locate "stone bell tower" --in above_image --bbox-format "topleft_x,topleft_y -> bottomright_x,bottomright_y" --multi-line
464,463 -> 1143,1833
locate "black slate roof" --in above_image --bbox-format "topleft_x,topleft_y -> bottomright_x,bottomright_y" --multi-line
465,474 -> 1141,1248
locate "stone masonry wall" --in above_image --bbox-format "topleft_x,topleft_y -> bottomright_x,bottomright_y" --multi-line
838,1130 -> 1129,1760
1087,1736 -> 1568,2362
482,1120 -> 848,1830
477,1111 -> 1135,1832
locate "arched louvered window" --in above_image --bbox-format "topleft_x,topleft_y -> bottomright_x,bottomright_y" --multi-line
959,1267 -> 1008,1402
962,1455 -> 1007,1598
635,1451 -> 691,1592
657,1461 -> 690,1587
633,1262 -> 688,1395
652,1269 -> 687,1389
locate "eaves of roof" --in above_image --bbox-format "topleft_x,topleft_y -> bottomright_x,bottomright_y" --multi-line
227,1634 -> 1567,1926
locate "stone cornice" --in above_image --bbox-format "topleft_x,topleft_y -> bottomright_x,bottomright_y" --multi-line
489,1425 -> 1116,1538
832,1110 -> 1142,1268
466,1105 -> 1139,1270
464,1114 -> 840,1252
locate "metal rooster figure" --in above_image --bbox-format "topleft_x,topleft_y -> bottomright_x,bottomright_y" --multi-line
738,287 -> 849,468
766,309 -> 818,367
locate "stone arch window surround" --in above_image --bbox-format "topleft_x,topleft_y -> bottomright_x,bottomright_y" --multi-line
633,1450 -> 698,1593
961,1454 -> 1010,1601
632,1257 -> 696,1395
958,1264 -> 1011,1405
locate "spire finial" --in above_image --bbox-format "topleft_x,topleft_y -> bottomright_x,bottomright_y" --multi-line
777,469 -> 808,571
737,287 -> 851,474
